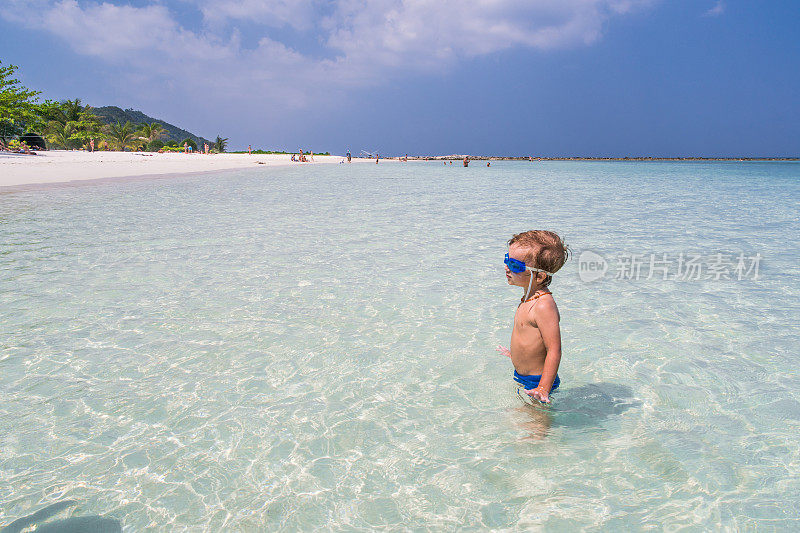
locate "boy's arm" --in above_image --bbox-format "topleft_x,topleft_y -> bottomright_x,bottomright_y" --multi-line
526,300 -> 562,403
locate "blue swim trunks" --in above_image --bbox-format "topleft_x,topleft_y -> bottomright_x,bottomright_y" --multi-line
513,371 -> 560,392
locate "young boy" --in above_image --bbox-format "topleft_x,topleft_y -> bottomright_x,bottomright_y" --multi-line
497,231 -> 569,404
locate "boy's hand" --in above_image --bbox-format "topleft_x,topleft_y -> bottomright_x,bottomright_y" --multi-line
496,345 -> 512,358
526,386 -> 551,404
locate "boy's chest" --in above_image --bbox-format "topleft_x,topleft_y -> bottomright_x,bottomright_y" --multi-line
513,304 -> 538,331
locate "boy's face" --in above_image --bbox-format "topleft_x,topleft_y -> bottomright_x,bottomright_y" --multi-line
505,244 -> 532,288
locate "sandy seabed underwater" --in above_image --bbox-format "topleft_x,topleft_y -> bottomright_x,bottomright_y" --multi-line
1,161 -> 799,530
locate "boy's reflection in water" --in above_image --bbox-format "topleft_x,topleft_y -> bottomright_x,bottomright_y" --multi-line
513,388 -> 553,440
511,383 -> 641,440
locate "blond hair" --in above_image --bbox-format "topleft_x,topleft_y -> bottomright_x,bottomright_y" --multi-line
508,230 -> 570,287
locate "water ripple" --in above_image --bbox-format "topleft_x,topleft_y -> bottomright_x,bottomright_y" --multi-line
2,162 -> 799,530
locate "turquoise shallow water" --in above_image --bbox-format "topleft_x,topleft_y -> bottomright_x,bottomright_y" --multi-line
1,161 -> 799,530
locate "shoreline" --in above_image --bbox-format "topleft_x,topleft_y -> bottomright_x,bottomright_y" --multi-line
3,151 -> 796,190
408,156 -> 799,162
0,150 -> 363,189
0,166 -> 262,193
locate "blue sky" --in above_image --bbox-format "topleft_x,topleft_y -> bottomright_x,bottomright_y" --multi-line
2,0 -> 798,156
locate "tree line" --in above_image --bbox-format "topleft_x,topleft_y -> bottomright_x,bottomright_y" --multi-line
1,61 -> 228,153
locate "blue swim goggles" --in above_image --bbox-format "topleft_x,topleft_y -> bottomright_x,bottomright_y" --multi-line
504,253 -> 554,275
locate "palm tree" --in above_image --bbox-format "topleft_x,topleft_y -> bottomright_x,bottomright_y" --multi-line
45,120 -> 79,149
138,122 -> 166,143
56,98 -> 84,124
42,100 -> 104,148
105,121 -> 137,151
214,135 -> 228,152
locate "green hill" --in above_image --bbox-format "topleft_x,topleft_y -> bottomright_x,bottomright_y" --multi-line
91,106 -> 211,146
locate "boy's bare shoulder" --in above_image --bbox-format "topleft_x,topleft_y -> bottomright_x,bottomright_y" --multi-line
529,294 -> 560,324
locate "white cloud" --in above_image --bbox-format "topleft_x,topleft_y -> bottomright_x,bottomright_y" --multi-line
324,0 -> 655,68
1,0 -> 656,117
178,0 -> 658,71
40,1 -> 213,59
194,0 -> 317,31
705,0 -> 724,17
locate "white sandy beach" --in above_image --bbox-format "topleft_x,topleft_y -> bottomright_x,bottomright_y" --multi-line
0,150 -> 363,188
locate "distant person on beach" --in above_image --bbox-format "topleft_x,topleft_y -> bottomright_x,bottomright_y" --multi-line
248,145 -> 252,155
376,153 -> 379,164
90,138 -> 95,153
184,142 -> 188,154
487,161 -> 491,167
497,231 -> 569,404
463,156 -> 469,167
347,150 -> 351,163
204,143 -> 209,155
